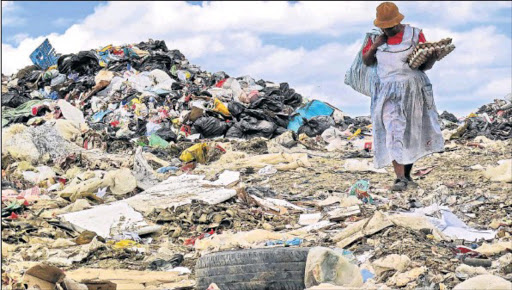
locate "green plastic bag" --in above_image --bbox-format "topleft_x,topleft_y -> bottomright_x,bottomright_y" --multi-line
148,134 -> 169,148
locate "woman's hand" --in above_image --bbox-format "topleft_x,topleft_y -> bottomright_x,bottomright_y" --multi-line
373,34 -> 388,48
363,34 -> 387,66
419,53 -> 437,71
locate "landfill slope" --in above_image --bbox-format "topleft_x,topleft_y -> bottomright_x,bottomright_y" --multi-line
1,39 -> 512,290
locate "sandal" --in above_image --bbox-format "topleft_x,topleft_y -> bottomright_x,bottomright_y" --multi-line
406,177 -> 419,188
391,178 -> 408,192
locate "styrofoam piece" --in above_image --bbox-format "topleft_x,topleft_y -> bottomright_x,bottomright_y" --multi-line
60,202 -> 147,238
125,171 -> 240,213
299,213 -> 323,226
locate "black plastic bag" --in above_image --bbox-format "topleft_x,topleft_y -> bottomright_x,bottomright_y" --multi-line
136,54 -> 174,72
256,79 -> 266,87
298,115 -> 335,137
249,96 -> 283,112
273,126 -> 289,137
192,117 -> 229,138
225,116 -> 277,139
440,111 -> 458,123
239,116 -> 277,139
136,39 -> 169,52
155,127 -> 177,142
107,59 -> 131,72
171,82 -> 184,91
225,123 -> 245,138
57,51 -> 101,75
241,109 -> 289,128
280,82 -> 303,108
228,102 -> 246,119
167,49 -> 186,61
263,87 -> 282,97
1,90 -> 31,108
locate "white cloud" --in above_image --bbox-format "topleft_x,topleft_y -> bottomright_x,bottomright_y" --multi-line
475,78 -> 512,99
1,0 -> 26,26
6,33 -> 30,45
52,17 -> 74,27
1,1 -> 511,117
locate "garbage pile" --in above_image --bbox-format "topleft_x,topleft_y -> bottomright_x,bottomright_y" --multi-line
2,39 -> 512,290
439,95 -> 512,141
2,38 -> 326,144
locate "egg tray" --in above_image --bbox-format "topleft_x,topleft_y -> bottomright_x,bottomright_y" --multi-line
408,38 -> 455,69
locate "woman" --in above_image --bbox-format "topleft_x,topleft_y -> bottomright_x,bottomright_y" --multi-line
362,2 -> 444,191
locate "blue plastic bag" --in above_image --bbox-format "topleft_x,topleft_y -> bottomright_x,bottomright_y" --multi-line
287,100 -> 335,132
91,110 -> 112,123
265,237 -> 303,247
157,166 -> 180,173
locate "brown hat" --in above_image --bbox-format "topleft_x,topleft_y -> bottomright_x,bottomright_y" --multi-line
374,2 -> 404,28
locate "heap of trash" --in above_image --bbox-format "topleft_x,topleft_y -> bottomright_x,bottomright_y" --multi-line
2,39 -> 511,290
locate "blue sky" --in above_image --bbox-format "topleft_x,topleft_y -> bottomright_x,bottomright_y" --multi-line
2,1 -> 511,117
2,1 -> 103,44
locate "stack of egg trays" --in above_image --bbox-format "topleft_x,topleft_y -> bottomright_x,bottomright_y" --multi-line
408,38 -> 455,69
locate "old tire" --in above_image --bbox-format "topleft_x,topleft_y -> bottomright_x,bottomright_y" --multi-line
195,247 -> 309,290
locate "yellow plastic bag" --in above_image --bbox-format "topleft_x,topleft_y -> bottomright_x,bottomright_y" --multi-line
98,44 -> 112,52
348,128 -> 361,140
46,65 -> 58,72
213,98 -> 231,117
111,239 -> 140,250
179,143 -> 209,164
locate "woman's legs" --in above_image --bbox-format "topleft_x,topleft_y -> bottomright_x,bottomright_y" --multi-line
392,160 -> 405,179
391,160 -> 408,191
404,163 -> 419,188
404,163 -> 413,179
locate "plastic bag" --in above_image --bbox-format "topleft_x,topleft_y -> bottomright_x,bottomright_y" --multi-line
212,98 -> 231,117
50,74 -> 67,87
344,29 -> 381,98
177,70 -> 191,81
228,102 -> 246,119
280,82 -> 303,108
298,115 -> 335,137
1,91 -> 31,108
57,51 -> 101,75
155,127 -> 177,142
150,69 -> 175,91
288,100 -> 335,132
226,116 -> 277,139
179,143 -> 209,164
225,124 -> 245,139
249,96 -> 283,112
146,122 -> 162,136
149,134 -> 169,148
192,117 -> 229,138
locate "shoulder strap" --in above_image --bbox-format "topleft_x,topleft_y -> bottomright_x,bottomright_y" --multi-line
411,27 -> 421,45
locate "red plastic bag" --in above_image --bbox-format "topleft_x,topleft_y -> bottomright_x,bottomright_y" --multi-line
215,79 -> 227,88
